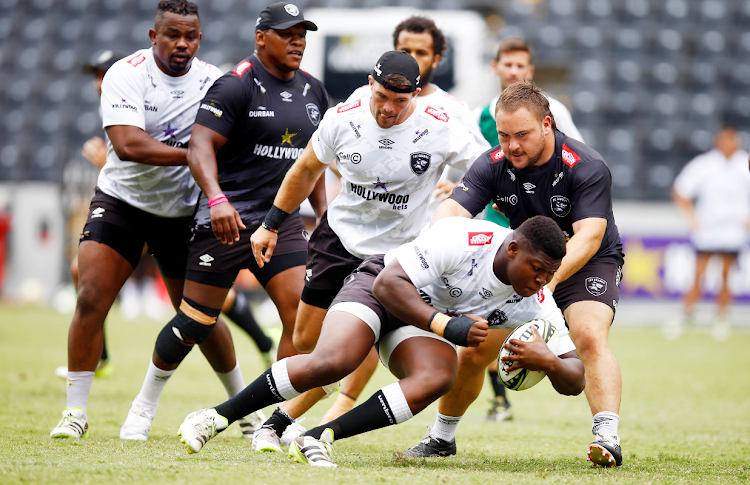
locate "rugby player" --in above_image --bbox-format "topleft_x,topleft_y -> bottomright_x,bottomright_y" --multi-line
475,37 -> 585,423
407,81 -> 625,468
50,0 -> 256,440
319,15 -> 491,426
177,216 -> 585,468
246,50 -> 486,452
122,1 -> 328,441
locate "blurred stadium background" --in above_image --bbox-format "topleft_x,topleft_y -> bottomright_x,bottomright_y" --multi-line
0,0 -> 748,325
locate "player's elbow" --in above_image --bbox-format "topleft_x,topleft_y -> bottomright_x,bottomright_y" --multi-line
371,272 -> 390,305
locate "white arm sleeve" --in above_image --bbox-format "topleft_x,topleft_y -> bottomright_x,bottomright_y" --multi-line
310,108 -> 338,165
100,62 -> 146,130
548,97 -> 584,143
673,157 -> 703,199
444,119 -> 486,173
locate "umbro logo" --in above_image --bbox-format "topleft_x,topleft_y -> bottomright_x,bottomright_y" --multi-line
91,207 -> 105,218
199,254 -> 214,267
523,182 -> 536,194
280,91 -> 292,102
379,138 -> 394,149
171,90 -> 184,99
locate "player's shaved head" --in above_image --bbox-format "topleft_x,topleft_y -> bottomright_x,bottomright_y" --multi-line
497,81 -> 557,132
155,0 -> 199,31
514,216 -> 566,261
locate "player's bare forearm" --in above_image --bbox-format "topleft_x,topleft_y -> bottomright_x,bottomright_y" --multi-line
372,262 -> 435,331
187,125 -> 229,198
545,351 -> 585,396
274,143 -> 327,213
106,125 -> 187,166
547,217 -> 606,291
308,171 -> 328,221
430,198 -> 472,226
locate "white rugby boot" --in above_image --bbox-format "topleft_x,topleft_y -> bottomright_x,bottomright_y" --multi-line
289,428 -> 337,468
120,402 -> 155,441
50,408 -> 88,439
177,409 -> 227,454
251,424 -> 282,452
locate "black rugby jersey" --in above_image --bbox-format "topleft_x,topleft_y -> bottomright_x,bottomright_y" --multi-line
193,54 -> 329,227
451,130 -> 624,265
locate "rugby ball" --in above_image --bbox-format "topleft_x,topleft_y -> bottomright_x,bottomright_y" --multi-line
498,319 -> 560,391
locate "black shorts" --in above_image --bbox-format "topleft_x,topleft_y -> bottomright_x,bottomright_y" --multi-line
329,255 -> 408,335
79,187 -> 191,279
697,250 -> 740,258
185,214 -> 308,288
553,260 -> 622,314
301,212 -> 364,309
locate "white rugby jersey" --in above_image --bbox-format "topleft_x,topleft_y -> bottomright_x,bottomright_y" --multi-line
385,217 -> 575,356
99,48 -> 223,217
312,97 -> 485,259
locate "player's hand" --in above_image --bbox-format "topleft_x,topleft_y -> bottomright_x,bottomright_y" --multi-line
464,314 -> 489,347
500,325 -> 555,372
433,180 -> 458,202
82,136 -> 107,169
210,203 -> 245,245
250,225 -> 278,268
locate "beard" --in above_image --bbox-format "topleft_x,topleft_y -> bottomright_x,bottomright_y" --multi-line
513,135 -> 547,169
420,64 -> 435,87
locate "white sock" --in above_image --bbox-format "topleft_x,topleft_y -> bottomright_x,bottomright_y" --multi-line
215,362 -> 245,398
431,412 -> 463,442
271,358 -> 300,400
592,411 -> 620,437
381,382 -> 413,424
66,371 -> 95,419
134,361 -> 175,409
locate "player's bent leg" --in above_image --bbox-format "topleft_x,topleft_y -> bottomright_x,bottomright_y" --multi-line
264,265 -> 306,359
565,300 -> 623,467
319,347 -> 379,425
291,301 -> 328,353
52,241 -> 134,439
181,311 -> 376,454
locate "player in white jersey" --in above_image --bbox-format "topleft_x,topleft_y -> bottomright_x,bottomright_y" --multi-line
50,0 -> 251,441
317,15 -> 493,427
242,51 -> 485,452
177,215 -> 584,467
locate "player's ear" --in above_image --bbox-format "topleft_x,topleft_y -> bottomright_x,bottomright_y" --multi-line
149,28 -> 157,46
507,240 -> 520,258
255,30 -> 265,47
432,54 -> 441,70
368,75 -> 374,87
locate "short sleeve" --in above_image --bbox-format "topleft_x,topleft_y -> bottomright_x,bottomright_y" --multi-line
453,104 -> 491,150
390,218 -> 465,289
548,97 -> 584,143
444,119 -> 486,173
449,153 -> 497,216
569,160 -> 613,222
100,62 -> 146,130
194,74 -> 247,138
673,157 -> 703,200
310,107 -> 339,165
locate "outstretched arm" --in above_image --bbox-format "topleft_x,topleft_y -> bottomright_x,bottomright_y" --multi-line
546,217 -> 606,293
430,198 -> 472,226
106,125 -> 187,166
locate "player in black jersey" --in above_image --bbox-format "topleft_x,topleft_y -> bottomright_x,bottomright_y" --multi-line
405,81 -> 626,468
141,1 -> 327,443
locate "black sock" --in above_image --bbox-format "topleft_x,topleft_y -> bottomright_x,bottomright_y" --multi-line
225,292 -> 273,353
214,368 -> 285,424
488,370 -> 510,404
303,390 -> 396,441
264,407 -> 295,438
100,329 -> 108,362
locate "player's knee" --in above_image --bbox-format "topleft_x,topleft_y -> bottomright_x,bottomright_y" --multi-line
458,345 -> 495,370
155,297 -> 221,364
308,355 -> 357,384
572,332 -> 608,360
293,326 -> 317,353
74,286 -> 110,320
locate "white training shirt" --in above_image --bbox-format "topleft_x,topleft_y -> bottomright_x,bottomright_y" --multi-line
312,97 -> 486,259
475,94 -> 584,143
673,148 -> 750,252
385,217 -> 575,355
99,48 -> 223,217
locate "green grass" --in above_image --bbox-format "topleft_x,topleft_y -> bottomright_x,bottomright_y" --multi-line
1,304 -> 749,484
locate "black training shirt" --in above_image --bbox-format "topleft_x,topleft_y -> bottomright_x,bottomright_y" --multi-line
193,54 -> 329,227
451,130 -> 624,265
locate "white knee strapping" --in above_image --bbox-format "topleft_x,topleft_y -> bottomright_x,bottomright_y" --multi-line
381,382 -> 413,424
271,358 -> 301,401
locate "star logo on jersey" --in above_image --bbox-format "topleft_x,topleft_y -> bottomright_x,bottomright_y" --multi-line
281,128 -> 297,146
523,182 -> 536,194
163,123 -> 176,138
280,91 -> 293,102
373,177 -> 388,192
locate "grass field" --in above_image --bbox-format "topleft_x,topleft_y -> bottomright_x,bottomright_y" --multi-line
1,303 -> 749,484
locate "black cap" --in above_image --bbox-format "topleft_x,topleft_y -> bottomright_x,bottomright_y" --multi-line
255,2 -> 317,31
83,50 -> 127,74
372,50 -> 421,93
